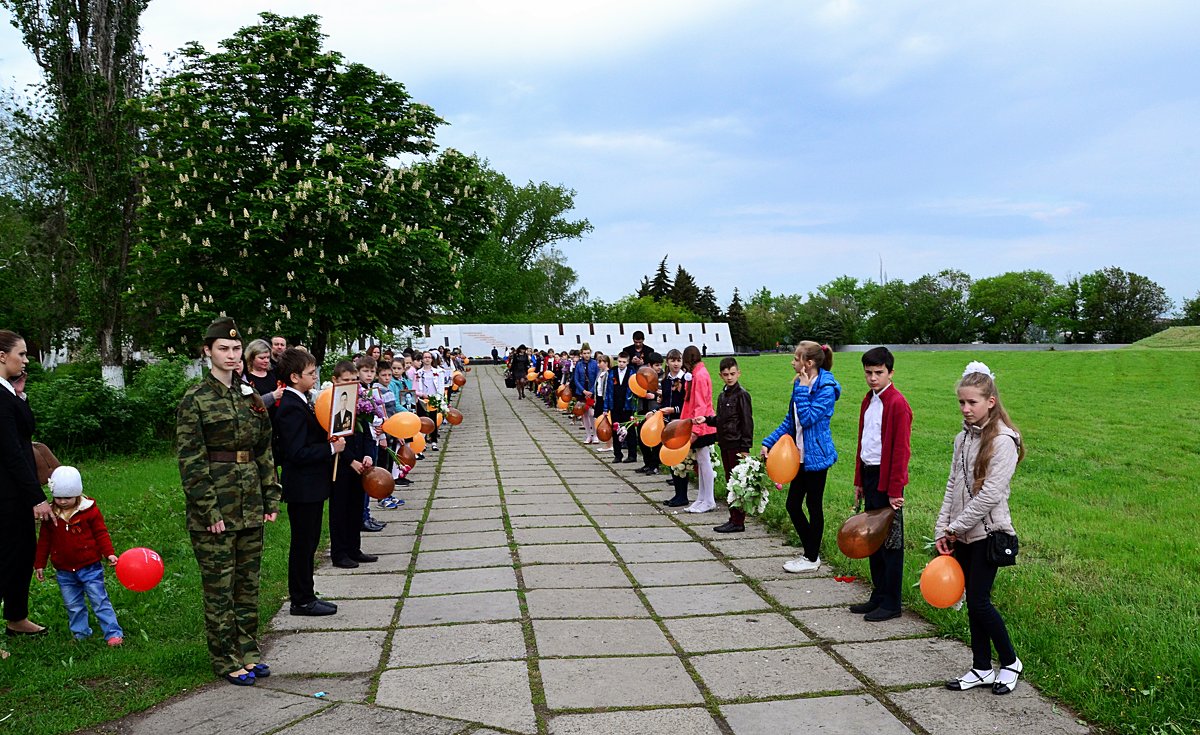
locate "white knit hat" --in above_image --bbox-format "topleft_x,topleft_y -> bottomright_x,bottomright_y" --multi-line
49,466 -> 83,498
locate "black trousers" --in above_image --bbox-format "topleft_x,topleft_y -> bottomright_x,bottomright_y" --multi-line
641,439 -> 660,470
287,500 -> 325,605
0,499 -> 34,622
955,538 -> 1017,670
861,464 -> 904,611
610,411 -> 638,460
785,466 -> 828,562
328,475 -> 363,562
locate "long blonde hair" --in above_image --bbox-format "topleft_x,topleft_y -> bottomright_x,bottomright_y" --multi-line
957,370 -> 1025,493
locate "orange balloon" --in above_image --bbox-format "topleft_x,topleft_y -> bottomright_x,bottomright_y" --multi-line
463,357 -> 470,365
314,388 -> 332,432
382,411 -> 421,440
446,407 -> 464,425
639,411 -> 665,447
662,419 -> 692,450
659,442 -> 691,466
920,555 -> 966,608
595,413 -> 613,442
408,433 -> 426,454
419,416 -> 435,435
557,397 -> 568,409
526,369 -> 538,381
543,370 -> 555,380
451,383 -> 460,392
766,434 -> 801,486
629,379 -> 648,398
435,412 -> 444,427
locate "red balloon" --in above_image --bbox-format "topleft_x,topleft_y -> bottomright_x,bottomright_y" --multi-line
115,547 -> 165,592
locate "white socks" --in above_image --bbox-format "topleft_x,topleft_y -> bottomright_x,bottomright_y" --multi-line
694,446 -> 715,508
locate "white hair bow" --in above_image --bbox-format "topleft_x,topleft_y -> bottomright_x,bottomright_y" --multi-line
962,361 -> 995,379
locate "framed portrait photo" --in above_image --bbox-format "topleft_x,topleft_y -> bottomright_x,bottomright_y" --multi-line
329,381 -> 359,438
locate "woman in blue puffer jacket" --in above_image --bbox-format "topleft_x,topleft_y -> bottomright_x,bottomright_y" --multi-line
760,341 -> 841,574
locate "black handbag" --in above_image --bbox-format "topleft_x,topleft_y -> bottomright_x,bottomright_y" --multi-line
504,370 -> 515,388
986,530 -> 1019,566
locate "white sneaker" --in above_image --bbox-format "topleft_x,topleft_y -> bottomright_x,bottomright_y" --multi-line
684,502 -> 715,513
783,556 -> 821,573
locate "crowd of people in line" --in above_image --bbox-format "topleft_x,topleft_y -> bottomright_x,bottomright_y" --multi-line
501,332 -> 1026,696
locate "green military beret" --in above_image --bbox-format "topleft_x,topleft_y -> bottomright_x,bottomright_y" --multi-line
205,317 -> 241,342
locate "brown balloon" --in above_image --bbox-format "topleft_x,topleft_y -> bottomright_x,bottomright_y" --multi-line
571,402 -> 587,416
362,467 -> 395,499
595,413 -> 612,442
661,420 -> 692,450
419,416 -> 436,435
836,507 -> 896,559
446,407 -> 464,425
396,443 -> 418,468
452,373 -> 466,387
635,366 -> 659,393
32,442 -> 61,487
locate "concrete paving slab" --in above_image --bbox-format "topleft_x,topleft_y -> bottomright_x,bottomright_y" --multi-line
625,560 -> 742,587
371,519 -> 421,536
721,694 -> 912,735
422,518 -> 505,535
270,598 -> 397,631
692,646 -> 862,700
548,708 -> 723,735
507,502 -> 585,516
689,523 -> 774,541
389,621 -> 527,667
541,656 -> 704,709
509,514 -> 592,528
602,526 -> 694,543
525,587 -> 649,618
83,684 -> 329,735
794,607 -> 937,642
518,543 -> 617,565
424,506 -> 503,522
764,577 -> 865,608
408,566 -> 519,596
256,673 -> 371,703
264,630 -> 387,673
890,684 -> 1092,735
834,637 -> 971,687
592,513 -> 677,527
512,525 -> 603,545
433,485 -> 501,499
664,612 -> 813,653
588,503 -> 663,516
315,552 -> 412,575
710,538 -> 801,559
644,583 -> 772,617
418,530 -> 510,552
429,496 -> 502,509
725,555 -> 812,581
376,660 -> 536,734
520,563 -> 632,589
274,702 -> 469,735
358,534 -> 416,555
314,573 -> 406,599
615,542 -> 717,563
533,618 -> 674,656
669,510 -> 728,525
398,591 -> 521,626
414,546 -> 513,571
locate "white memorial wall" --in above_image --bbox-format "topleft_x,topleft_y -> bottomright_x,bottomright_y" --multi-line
406,322 -> 733,358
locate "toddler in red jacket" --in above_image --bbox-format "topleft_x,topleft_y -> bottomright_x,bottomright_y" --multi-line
34,466 -> 124,646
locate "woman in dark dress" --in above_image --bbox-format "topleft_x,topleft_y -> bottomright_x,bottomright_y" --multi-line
243,339 -> 284,412
0,330 -> 52,637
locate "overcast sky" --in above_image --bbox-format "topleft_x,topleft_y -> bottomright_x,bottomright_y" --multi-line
2,1 -> 1197,309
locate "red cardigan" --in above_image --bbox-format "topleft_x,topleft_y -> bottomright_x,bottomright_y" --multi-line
34,498 -> 116,572
853,385 -> 913,498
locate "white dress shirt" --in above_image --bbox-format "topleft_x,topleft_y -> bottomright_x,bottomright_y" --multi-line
859,383 -> 889,465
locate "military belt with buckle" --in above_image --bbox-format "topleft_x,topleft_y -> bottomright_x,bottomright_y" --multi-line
208,450 -> 253,463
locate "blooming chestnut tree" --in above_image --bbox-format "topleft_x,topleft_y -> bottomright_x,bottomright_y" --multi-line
129,13 -> 493,360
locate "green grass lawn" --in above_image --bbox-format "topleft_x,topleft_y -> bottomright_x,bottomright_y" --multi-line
732,350 -> 1199,735
0,455 -> 293,735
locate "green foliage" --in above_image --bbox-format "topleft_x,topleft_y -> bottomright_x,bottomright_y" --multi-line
649,257 -> 672,300
1180,292 -> 1200,326
968,270 -> 1059,342
129,13 -> 492,361
726,288 -> 750,349
864,270 -> 973,344
125,360 -> 199,440
670,265 -> 700,315
1073,267 -> 1172,343
601,295 -> 701,323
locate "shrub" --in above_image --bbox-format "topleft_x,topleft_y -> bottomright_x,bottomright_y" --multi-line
27,376 -> 147,456
126,359 -> 198,440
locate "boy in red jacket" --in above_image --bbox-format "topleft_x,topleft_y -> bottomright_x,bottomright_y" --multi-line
850,347 -> 912,622
34,466 -> 124,645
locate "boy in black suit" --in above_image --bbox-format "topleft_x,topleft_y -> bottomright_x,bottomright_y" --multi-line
272,349 -> 344,615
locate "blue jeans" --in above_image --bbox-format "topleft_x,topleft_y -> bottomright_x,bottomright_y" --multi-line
57,562 -> 123,641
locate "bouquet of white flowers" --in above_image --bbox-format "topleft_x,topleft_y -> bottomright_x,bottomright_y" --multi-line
425,393 -> 449,416
725,454 -> 774,517
671,447 -> 697,478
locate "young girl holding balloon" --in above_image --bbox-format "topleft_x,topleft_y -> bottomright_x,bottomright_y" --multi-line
760,341 -> 841,574
934,361 -> 1024,695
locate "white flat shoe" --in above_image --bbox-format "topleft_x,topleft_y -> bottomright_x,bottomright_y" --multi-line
782,556 -> 821,573
946,668 -> 996,691
992,658 -> 1022,695
684,503 -> 715,513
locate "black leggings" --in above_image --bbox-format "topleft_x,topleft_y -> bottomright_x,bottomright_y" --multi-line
955,538 -> 1017,670
786,467 -> 827,562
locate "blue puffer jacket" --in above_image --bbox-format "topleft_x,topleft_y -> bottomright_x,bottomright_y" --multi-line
761,369 -> 841,472
572,358 -> 599,396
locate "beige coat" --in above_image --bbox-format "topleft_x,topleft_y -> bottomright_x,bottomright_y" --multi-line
935,420 -> 1020,544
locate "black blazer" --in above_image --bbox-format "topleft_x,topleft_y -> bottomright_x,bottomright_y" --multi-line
0,387 -> 43,506
272,389 -> 334,503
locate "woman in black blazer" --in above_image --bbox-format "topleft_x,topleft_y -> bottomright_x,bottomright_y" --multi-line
0,330 -> 52,636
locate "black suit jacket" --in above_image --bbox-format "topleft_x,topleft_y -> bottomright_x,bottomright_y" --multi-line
272,389 -> 334,503
0,387 -> 43,507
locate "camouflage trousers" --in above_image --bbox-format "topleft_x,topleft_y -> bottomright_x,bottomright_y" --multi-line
189,526 -> 264,676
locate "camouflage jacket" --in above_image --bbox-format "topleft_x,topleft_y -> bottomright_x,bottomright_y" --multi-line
176,373 -> 281,531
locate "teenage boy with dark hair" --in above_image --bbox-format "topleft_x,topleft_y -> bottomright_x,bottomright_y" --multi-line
327,361 -> 380,569
636,353 -> 664,475
623,330 -> 650,368
603,351 -> 639,464
705,356 -> 754,532
850,347 -> 913,622
272,348 -> 342,615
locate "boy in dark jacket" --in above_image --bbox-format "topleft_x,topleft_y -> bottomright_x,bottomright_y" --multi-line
706,357 -> 754,533
850,347 -> 913,622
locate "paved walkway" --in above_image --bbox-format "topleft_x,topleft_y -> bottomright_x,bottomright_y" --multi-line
87,367 -> 1090,735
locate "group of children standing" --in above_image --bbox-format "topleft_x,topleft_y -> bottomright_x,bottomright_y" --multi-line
521,339 -> 1026,696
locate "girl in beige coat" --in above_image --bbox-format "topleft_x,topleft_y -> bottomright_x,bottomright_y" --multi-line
935,362 -> 1024,695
